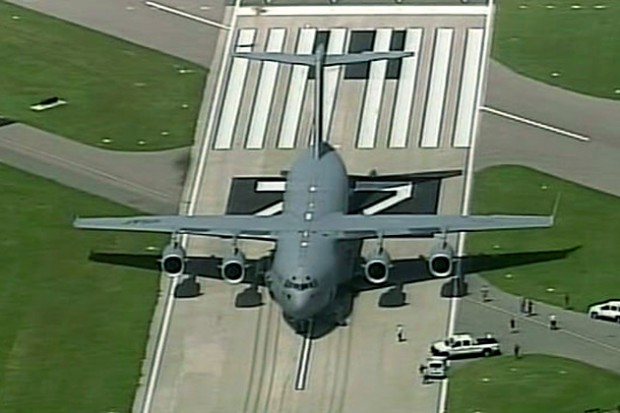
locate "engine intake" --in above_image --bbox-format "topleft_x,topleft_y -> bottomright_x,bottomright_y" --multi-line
161,242 -> 186,277
221,250 -> 246,284
364,249 -> 391,284
428,242 -> 454,278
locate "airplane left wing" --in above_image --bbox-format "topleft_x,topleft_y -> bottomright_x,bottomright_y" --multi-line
315,213 -> 554,238
73,214 -> 296,240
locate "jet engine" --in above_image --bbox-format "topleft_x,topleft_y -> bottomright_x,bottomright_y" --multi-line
364,249 -> 391,284
221,250 -> 246,284
161,242 -> 186,277
428,242 -> 454,278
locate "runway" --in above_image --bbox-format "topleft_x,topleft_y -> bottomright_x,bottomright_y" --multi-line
140,3 -> 493,413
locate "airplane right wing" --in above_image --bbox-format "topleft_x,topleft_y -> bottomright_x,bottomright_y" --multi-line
315,213 -> 554,239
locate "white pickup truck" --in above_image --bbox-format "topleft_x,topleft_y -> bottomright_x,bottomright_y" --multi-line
431,333 -> 501,358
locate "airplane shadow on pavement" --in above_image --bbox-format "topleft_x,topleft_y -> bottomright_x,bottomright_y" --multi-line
88,246 -> 580,337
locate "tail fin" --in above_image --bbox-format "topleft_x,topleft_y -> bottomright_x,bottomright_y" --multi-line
234,46 -> 414,159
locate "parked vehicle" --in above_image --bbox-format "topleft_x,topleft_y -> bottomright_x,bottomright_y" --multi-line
588,300 -> 620,323
424,356 -> 449,380
431,333 -> 501,358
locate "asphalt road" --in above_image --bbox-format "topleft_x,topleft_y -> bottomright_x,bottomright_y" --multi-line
0,123 -> 187,213
455,275 -> 620,375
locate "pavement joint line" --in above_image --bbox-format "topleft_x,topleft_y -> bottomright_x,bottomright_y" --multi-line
145,1 -> 231,30
139,0 -> 242,411
481,105 -> 591,142
0,138 -> 171,201
439,2 -> 495,412
465,297 -> 620,354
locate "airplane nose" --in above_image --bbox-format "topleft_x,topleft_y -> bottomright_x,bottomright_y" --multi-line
284,291 -> 313,319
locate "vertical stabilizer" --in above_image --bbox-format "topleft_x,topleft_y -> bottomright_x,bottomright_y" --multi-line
233,45 -> 414,159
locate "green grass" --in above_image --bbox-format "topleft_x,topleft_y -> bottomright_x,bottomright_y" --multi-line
448,355 -> 620,413
467,165 -> 620,312
493,0 -> 620,100
0,1 -> 207,151
0,163 -> 164,412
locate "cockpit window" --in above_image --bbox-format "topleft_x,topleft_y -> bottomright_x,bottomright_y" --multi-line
284,278 -> 318,290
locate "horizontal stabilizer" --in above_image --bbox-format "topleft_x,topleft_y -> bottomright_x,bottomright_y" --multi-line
353,181 -> 411,191
324,51 -> 414,66
233,50 -> 415,67
232,52 -> 315,65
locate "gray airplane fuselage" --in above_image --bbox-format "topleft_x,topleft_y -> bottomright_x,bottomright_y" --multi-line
265,146 -> 354,323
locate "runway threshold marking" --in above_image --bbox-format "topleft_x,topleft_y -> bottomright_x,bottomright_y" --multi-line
145,1 -> 231,30
481,106 -> 591,142
139,0 -> 243,412
294,322 -> 314,391
439,1 -> 496,412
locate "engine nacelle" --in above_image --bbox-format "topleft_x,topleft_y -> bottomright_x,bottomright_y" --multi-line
221,251 -> 246,284
161,242 -> 186,278
428,242 -> 454,278
364,249 -> 391,284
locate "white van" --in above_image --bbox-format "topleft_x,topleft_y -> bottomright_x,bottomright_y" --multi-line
588,300 -> 620,323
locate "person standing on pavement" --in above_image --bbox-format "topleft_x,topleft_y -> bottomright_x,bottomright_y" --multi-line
510,317 -> 517,333
481,284 -> 490,302
549,314 -> 558,330
419,363 -> 427,384
396,323 -> 406,342
520,296 -> 526,314
527,299 -> 534,316
513,343 -> 521,359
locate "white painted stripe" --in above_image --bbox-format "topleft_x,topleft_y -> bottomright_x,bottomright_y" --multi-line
481,106 -> 591,142
140,0 -> 243,411
357,28 -> 392,149
294,322 -> 314,390
389,28 -> 423,148
438,1 -> 495,412
237,5 -> 491,16
255,202 -> 283,216
214,28 -> 256,150
278,28 -> 317,149
324,28 -> 347,141
246,28 -> 286,149
453,28 -> 484,148
145,1 -> 231,30
420,28 -> 453,148
256,181 -> 286,192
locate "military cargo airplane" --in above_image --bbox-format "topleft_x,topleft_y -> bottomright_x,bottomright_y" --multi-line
74,44 -> 555,332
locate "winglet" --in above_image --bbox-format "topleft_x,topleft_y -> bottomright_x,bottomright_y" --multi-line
551,193 -> 561,225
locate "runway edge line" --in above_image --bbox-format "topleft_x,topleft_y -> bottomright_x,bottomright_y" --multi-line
138,1 -> 242,412
437,1 -> 496,413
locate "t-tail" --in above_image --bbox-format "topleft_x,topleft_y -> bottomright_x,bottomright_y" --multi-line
233,43 -> 414,159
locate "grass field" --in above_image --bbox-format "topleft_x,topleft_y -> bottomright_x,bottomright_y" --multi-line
0,163 -> 164,412
493,0 -> 620,100
0,1 -> 206,151
467,166 -> 620,312
448,355 -> 620,413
